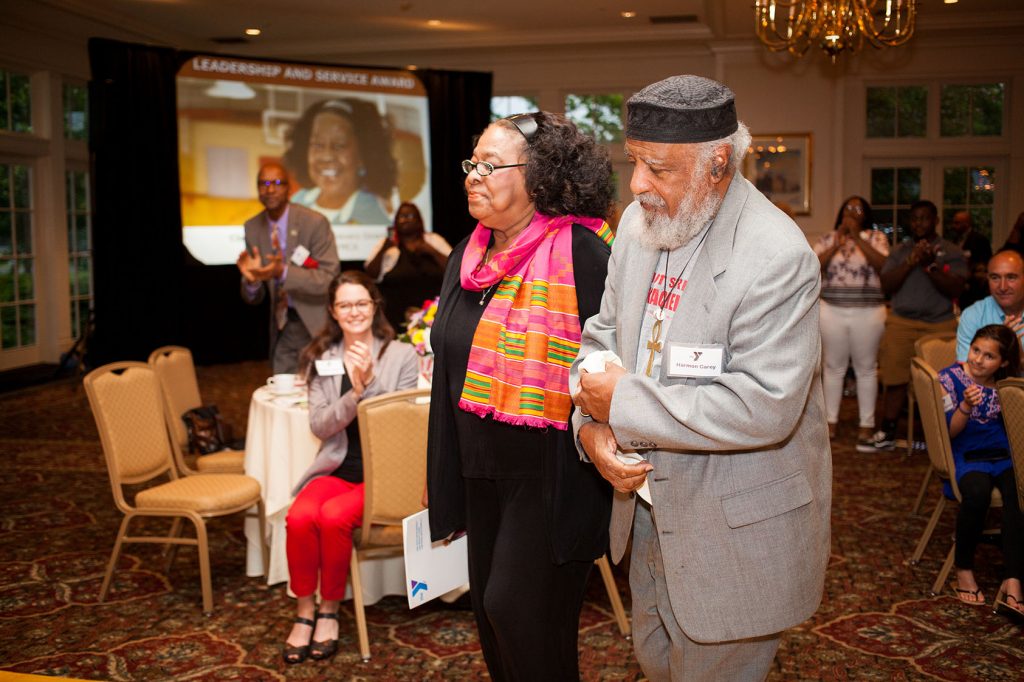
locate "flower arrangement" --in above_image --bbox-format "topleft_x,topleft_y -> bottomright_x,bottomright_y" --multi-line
399,296 -> 439,357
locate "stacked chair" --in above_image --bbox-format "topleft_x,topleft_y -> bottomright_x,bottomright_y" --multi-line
147,346 -> 245,475
83,361 -> 267,613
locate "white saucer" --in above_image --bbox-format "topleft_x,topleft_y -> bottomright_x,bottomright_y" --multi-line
264,385 -> 303,397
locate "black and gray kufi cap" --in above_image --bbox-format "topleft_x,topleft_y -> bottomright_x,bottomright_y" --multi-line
626,75 -> 738,144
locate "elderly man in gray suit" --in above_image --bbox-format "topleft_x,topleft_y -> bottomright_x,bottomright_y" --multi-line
572,76 -> 831,681
237,162 -> 340,373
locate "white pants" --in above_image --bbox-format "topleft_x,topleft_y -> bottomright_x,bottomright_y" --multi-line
819,301 -> 886,428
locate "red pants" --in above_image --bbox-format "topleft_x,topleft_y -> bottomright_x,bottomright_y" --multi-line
285,476 -> 364,600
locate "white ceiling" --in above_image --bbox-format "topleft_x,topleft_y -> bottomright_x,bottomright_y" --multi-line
9,0 -> 1024,63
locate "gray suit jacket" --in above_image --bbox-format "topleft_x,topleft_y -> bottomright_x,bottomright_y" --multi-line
571,176 -> 831,643
241,203 -> 340,340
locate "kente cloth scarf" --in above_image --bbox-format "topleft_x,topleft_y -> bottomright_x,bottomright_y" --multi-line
458,212 -> 614,430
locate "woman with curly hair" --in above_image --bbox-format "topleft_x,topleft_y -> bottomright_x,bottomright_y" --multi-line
283,98 -> 396,225
426,112 -> 615,680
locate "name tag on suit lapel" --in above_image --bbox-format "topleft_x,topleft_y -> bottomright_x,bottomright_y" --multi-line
315,359 -> 345,376
667,343 -> 724,378
291,244 -> 311,266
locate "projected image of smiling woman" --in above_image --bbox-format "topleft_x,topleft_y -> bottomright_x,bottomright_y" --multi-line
284,98 -> 396,225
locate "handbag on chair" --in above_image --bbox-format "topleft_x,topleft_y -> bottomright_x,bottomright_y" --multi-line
182,405 -> 243,454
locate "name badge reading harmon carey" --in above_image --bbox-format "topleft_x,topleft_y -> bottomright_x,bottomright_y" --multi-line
667,343 -> 724,378
315,358 -> 345,376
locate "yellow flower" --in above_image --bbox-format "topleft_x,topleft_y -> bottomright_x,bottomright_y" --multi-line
411,328 -> 425,346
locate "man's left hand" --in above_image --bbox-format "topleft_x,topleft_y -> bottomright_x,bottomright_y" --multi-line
574,363 -> 626,423
249,253 -> 285,281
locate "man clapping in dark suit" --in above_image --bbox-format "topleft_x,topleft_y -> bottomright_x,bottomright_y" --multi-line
237,163 -> 340,373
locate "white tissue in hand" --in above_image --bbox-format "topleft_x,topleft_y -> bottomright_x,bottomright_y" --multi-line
580,350 -> 624,374
580,350 -> 646,501
616,451 -> 652,504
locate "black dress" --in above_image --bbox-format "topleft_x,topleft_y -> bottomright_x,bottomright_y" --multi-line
378,246 -> 446,329
426,224 -> 613,681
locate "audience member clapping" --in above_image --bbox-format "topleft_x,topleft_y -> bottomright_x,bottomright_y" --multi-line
813,196 -> 889,446
939,324 -> 1023,617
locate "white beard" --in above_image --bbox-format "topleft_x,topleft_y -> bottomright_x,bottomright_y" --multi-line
635,178 -> 723,251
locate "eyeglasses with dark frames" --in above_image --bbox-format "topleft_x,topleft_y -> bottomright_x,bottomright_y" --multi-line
461,160 -> 527,176
258,179 -> 288,189
333,299 -> 374,314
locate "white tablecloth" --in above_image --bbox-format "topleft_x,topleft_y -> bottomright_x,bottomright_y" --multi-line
243,385 -> 406,604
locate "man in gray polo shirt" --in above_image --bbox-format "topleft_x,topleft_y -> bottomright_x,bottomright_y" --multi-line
859,200 -> 968,453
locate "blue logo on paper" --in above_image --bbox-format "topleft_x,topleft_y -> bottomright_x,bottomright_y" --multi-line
411,580 -> 428,598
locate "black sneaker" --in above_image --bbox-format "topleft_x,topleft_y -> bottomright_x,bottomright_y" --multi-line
856,430 -> 895,453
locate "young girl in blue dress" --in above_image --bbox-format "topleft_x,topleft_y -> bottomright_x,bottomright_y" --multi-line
939,323 -> 1023,615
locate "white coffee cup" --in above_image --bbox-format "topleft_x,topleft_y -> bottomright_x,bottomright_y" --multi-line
267,373 -> 297,394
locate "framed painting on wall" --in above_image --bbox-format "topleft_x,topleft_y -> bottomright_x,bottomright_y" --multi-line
742,133 -> 812,215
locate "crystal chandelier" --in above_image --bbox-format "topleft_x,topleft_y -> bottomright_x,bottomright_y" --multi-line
754,0 -> 917,63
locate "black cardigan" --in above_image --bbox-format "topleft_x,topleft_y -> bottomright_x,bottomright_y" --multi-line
426,224 -> 613,564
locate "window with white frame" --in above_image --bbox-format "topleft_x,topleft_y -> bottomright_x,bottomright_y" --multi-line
863,78 -> 1009,246
66,169 -> 91,340
0,68 -> 32,133
490,95 -> 538,121
0,162 -> 36,349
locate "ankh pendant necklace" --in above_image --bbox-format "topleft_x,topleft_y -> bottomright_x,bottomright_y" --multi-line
643,228 -> 710,377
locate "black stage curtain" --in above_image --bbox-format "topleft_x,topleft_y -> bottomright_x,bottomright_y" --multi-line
87,38 -> 491,367
417,68 -> 493,247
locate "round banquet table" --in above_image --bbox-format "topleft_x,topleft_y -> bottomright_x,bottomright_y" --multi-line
243,385 -> 406,603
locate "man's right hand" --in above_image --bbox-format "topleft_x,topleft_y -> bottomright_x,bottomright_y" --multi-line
237,247 -> 260,283
579,421 -> 653,494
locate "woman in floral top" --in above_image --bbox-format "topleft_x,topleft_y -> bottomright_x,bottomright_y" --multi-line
938,324 -> 1023,616
813,196 -> 889,446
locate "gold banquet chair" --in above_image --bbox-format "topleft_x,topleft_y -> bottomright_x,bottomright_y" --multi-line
996,378 -> 1024,510
909,332 -> 958,513
147,345 -> 245,475
908,357 -> 1002,594
350,387 -> 432,662
83,361 -> 267,614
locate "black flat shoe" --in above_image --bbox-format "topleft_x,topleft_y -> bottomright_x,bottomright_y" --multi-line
282,615 -> 316,665
309,611 -> 340,661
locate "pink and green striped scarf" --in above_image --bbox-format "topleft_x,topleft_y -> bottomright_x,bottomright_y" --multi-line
458,212 -> 614,430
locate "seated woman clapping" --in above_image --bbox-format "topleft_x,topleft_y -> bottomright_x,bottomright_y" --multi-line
939,324 -> 1024,615
282,271 -> 418,664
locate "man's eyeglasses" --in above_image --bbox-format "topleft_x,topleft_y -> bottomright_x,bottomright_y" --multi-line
334,300 -> 374,314
258,179 -> 288,189
461,160 -> 526,177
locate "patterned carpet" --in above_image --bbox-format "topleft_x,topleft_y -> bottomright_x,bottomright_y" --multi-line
1,363 -> 1022,681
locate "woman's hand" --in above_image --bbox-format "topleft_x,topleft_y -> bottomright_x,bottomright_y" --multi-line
838,215 -> 858,239
344,341 -> 375,397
